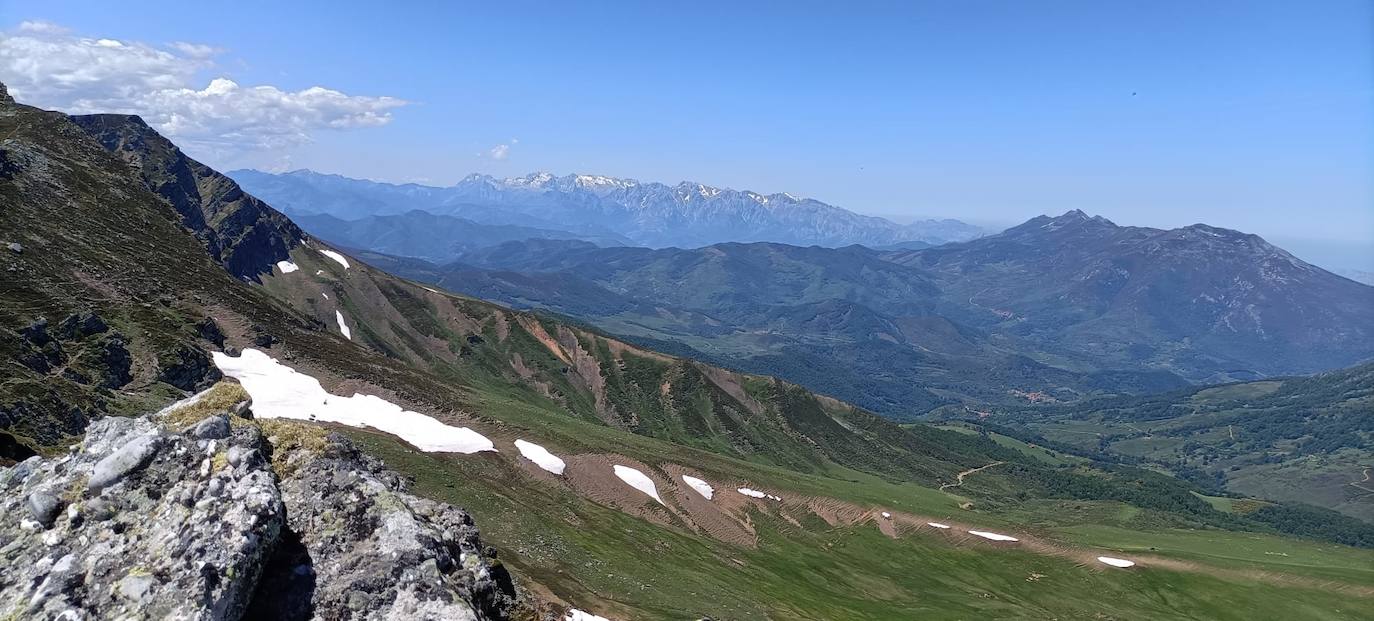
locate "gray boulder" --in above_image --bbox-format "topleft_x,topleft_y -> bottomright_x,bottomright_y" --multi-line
0,401 -> 517,621
0,415 -> 284,620
248,430 -> 516,620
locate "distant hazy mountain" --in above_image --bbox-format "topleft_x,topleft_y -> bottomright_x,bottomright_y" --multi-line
883,210 -> 1374,381
228,169 -> 984,248
1337,268 -> 1374,286
292,210 -> 632,263
370,211 -> 1374,417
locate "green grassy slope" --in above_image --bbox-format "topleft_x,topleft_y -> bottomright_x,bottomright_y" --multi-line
977,365 -> 1374,523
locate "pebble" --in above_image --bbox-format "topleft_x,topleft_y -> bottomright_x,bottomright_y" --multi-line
89,434 -> 163,491
28,491 -> 62,527
190,416 -> 230,440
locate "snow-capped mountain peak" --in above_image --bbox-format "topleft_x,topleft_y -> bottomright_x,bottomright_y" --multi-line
232,168 -> 986,248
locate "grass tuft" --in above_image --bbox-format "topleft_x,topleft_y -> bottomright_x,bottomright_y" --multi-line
258,418 -> 332,476
160,381 -> 250,429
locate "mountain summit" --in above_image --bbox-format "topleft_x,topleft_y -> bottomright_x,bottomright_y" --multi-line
228,168 -> 984,248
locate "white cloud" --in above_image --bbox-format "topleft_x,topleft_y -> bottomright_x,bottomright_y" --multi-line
16,20 -> 67,34
168,41 -> 220,59
0,22 -> 405,160
487,143 -> 511,160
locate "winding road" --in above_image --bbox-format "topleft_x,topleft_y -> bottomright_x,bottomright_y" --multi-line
940,461 -> 1006,491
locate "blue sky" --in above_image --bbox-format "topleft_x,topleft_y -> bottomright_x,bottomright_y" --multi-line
1,1 -> 1370,267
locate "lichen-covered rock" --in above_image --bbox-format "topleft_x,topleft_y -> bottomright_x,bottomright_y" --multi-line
0,415 -> 284,620
249,432 -> 516,620
0,394 -> 516,620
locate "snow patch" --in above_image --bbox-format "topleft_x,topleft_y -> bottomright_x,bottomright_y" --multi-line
968,530 -> 1018,542
737,487 -> 781,501
335,310 -> 352,340
212,348 -> 496,454
276,260 -> 299,274
1097,556 -> 1135,568
612,465 -> 663,504
566,609 -> 612,621
927,522 -> 951,529
321,293 -> 328,300
681,475 -> 714,500
514,439 -> 566,475
320,249 -> 351,269
881,512 -> 892,519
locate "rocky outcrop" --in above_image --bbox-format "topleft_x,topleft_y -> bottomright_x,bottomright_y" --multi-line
0,416 -> 282,620
68,114 -> 305,282
0,395 -> 516,620
249,426 -> 516,620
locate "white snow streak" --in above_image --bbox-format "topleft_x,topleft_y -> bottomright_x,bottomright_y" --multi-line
566,609 -> 612,621
681,475 -> 714,500
335,310 -> 351,340
1097,556 -> 1136,568
927,522 -> 951,529
514,439 -> 566,475
737,487 -> 781,501
968,530 -> 1019,542
320,249 -> 350,269
212,348 -> 496,454
613,465 -> 663,504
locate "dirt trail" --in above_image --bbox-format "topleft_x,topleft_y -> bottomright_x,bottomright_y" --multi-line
940,461 -> 1005,491
1350,468 -> 1374,495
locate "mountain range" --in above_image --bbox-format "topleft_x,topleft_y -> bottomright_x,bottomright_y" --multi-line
355,212 -> 1373,419
3,85 -> 1374,619
228,168 -> 985,250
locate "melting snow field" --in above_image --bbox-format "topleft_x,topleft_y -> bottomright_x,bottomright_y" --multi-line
335,310 -> 352,340
737,488 -> 782,501
566,609 -> 611,621
1097,556 -> 1136,568
968,530 -> 1019,542
681,475 -> 714,500
927,522 -> 951,529
212,348 -> 495,454
276,260 -> 299,274
613,465 -> 663,504
514,439 -> 566,475
320,249 -> 351,269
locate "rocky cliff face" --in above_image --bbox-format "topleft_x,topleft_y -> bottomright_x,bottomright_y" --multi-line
0,386 -> 516,620
69,114 -> 305,282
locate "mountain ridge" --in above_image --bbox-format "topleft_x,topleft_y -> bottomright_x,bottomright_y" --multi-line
369,210 -> 1373,418
228,168 -> 985,248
